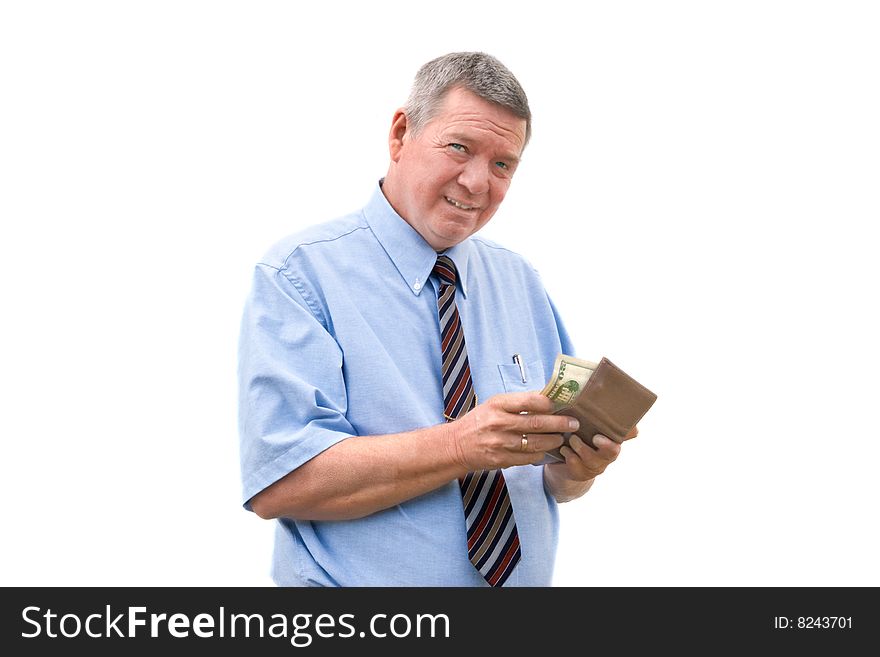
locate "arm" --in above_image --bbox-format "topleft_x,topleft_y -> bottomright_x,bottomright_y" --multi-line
251,392 -> 575,520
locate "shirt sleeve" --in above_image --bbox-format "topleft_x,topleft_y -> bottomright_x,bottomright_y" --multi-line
546,292 -> 577,357
237,262 -> 356,510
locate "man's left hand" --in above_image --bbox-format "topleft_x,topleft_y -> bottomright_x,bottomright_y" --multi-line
542,425 -> 638,502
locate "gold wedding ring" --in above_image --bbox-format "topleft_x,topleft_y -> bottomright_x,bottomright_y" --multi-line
521,435 -> 529,451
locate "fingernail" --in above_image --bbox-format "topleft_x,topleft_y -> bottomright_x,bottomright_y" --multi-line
593,434 -> 608,446
568,418 -> 580,431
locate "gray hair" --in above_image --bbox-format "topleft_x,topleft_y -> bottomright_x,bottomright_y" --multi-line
403,51 -> 532,147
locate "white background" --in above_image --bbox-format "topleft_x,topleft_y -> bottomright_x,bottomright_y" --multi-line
2,1 -> 878,587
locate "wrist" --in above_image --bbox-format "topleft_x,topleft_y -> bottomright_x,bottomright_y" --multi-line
543,464 -> 594,503
435,419 -> 471,476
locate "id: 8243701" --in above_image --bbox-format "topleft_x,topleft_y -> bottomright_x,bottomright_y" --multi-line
773,616 -> 853,629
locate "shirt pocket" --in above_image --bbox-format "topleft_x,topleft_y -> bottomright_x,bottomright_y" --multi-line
497,358 -> 546,393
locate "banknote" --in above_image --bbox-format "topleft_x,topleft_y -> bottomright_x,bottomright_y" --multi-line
539,354 -> 599,411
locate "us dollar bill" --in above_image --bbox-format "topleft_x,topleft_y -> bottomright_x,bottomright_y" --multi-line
540,354 -> 599,411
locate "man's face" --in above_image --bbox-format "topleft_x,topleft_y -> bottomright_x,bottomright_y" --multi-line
383,87 -> 527,251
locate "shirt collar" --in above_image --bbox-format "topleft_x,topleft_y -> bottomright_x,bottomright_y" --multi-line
364,180 -> 471,297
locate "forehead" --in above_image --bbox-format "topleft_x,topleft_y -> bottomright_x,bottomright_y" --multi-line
428,87 -> 527,152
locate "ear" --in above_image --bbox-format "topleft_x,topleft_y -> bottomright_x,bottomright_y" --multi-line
388,109 -> 408,162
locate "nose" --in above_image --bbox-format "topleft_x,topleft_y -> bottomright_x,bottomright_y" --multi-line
457,159 -> 490,196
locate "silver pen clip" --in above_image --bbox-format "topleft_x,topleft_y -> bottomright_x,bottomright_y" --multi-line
512,353 -> 527,384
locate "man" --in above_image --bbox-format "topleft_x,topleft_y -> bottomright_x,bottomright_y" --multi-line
238,52 -> 631,586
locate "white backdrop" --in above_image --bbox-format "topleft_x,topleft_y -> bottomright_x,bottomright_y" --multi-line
2,1 -> 878,587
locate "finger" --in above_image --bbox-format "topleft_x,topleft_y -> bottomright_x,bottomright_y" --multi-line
516,432 -> 564,454
510,444 -> 558,467
555,435 -> 619,480
551,444 -> 595,481
493,391 -> 555,415
563,435 -> 607,468
515,413 -> 579,436
624,424 -> 639,440
583,434 -> 621,463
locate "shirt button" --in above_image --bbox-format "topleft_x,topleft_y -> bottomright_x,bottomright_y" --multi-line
413,281 -> 421,291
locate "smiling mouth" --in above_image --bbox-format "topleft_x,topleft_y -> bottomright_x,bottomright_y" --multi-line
445,196 -> 479,211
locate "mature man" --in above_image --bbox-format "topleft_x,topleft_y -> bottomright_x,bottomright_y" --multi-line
238,52 -> 628,586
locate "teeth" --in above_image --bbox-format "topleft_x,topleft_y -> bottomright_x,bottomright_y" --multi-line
446,196 -> 477,210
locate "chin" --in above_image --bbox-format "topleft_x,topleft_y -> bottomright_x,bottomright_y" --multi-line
436,224 -> 477,246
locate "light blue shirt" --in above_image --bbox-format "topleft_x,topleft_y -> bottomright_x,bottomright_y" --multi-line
238,181 -> 575,586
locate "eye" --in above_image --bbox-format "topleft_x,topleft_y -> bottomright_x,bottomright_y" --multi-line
449,143 -> 467,152
495,161 -> 509,170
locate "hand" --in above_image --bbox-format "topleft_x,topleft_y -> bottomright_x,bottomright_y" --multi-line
448,392 -> 576,471
546,433 -> 622,484
542,424 -> 638,502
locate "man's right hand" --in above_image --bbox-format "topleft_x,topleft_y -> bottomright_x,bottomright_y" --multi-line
446,391 -> 577,471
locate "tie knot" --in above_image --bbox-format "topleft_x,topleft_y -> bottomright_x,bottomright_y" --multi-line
433,255 -> 457,287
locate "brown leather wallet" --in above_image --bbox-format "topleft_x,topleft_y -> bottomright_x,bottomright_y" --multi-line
539,357 -> 657,465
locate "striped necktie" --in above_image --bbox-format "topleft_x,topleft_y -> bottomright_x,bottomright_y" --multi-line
433,255 -> 521,587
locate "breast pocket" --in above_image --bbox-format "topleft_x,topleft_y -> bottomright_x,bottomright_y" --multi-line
497,359 -> 546,393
